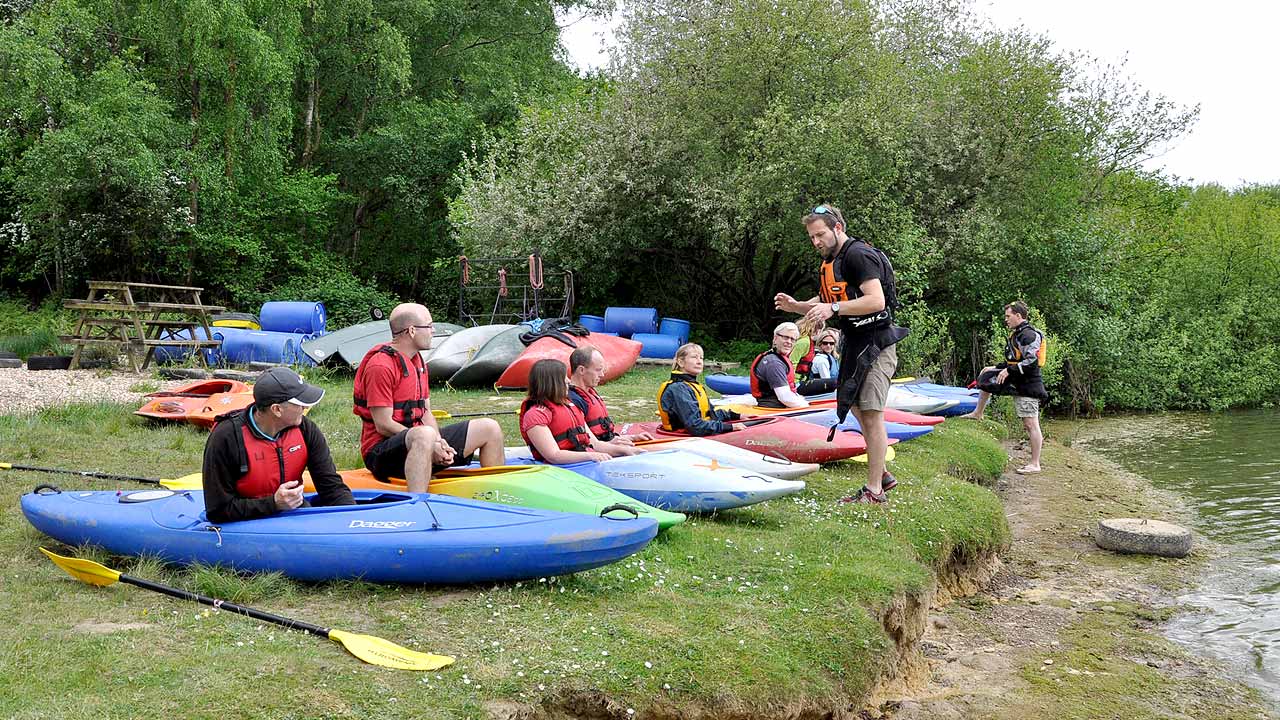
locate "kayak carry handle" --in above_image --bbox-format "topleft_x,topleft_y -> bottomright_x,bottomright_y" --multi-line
33,484 -> 61,495
599,504 -> 641,520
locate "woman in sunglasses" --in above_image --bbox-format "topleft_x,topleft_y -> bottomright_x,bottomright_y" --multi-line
809,328 -> 841,380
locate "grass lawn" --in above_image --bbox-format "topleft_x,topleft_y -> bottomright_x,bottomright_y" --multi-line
0,366 -> 1009,718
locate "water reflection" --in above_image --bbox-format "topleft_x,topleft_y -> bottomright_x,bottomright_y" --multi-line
1080,409 -> 1280,701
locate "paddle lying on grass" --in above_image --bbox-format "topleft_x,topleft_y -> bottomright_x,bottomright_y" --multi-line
39,548 -> 454,671
1,462 -> 201,490
431,409 -> 518,420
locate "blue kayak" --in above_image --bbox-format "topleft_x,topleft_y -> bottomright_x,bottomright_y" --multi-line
21,488 -> 657,584
895,382 -> 978,415
705,373 -> 751,396
504,449 -> 807,513
789,409 -> 935,441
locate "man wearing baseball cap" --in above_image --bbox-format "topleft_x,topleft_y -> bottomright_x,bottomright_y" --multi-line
202,367 -> 354,522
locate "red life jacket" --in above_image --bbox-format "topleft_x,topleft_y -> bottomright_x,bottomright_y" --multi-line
234,421 -> 309,500
520,399 -> 593,462
794,340 -> 817,380
352,343 -> 428,427
569,386 -> 616,440
749,349 -> 796,405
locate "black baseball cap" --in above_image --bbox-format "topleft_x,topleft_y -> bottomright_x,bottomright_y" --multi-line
254,367 -> 325,407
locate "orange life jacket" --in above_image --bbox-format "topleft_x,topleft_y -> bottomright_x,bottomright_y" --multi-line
234,422 -> 308,500
520,399 -> 593,461
352,343 -> 427,427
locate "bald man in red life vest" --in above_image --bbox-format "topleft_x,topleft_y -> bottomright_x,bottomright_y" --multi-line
202,367 -> 354,523
353,303 -> 505,492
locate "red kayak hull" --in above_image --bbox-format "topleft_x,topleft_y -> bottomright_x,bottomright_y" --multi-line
496,333 -> 642,390
621,416 -> 890,464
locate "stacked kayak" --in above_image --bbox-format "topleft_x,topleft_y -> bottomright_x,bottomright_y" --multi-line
300,321 -> 463,368
21,487 -> 657,584
424,324 -> 515,384
788,409 -> 935,441
893,380 -> 978,416
705,374 -> 751,396
618,417 -> 882,464
300,467 -> 686,530
135,380 -> 253,428
503,448 -> 807,512
630,436 -> 819,480
496,333 -> 642,390
449,326 -> 527,388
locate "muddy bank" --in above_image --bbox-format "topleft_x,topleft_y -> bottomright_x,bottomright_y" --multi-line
879,432 -> 1275,720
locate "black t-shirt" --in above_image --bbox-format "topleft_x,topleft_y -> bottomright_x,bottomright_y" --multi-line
835,239 -> 885,297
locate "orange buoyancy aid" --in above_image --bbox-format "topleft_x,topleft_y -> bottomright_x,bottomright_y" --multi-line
520,399 -> 594,462
656,375 -> 713,431
352,343 -> 428,427
749,349 -> 797,404
818,239 -> 900,332
569,386 -> 616,440
234,422 -> 308,499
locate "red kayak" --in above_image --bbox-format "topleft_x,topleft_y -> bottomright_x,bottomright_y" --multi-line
619,416 -> 893,464
496,333 -> 642,390
721,399 -> 944,427
135,380 -> 252,424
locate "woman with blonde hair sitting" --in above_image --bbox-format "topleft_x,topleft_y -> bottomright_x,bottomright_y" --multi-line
657,343 -> 745,435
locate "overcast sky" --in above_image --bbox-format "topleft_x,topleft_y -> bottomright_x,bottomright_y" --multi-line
559,2 -> 1279,188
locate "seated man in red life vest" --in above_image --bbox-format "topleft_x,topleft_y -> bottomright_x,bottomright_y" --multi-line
750,322 -> 839,409
519,358 -> 645,463
567,346 -> 654,444
202,367 -> 354,523
353,303 -> 505,493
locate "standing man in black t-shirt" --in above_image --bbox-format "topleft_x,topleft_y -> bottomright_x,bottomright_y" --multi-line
775,203 -> 908,504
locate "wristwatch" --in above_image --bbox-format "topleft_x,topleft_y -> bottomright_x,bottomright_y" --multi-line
829,302 -> 840,315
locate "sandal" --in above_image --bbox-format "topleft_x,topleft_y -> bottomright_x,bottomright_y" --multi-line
839,486 -> 887,505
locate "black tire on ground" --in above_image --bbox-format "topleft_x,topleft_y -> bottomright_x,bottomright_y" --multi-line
27,355 -> 73,371
1095,518 -> 1193,558
0,350 -> 18,360
158,367 -> 210,380
212,369 -> 260,383
0,358 -> 22,369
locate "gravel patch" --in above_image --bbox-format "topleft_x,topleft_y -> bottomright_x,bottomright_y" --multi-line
0,368 -> 190,416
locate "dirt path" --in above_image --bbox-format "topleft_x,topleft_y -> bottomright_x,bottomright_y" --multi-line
885,434 -> 1275,719
0,368 -> 188,416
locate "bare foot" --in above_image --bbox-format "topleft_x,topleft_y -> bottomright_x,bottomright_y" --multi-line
958,412 -> 983,420
1016,465 -> 1042,474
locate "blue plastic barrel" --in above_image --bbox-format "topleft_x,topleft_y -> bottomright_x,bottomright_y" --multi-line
220,330 -> 299,365
632,333 -> 681,359
578,314 -> 606,332
259,301 -> 327,335
153,327 -> 220,366
603,307 -> 658,337
658,318 -> 690,345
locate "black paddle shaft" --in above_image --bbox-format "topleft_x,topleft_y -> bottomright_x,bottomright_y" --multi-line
5,464 -> 163,486
120,573 -> 331,638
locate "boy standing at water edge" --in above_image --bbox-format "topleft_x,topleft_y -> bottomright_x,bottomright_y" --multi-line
961,301 -> 1049,474
774,203 -> 908,504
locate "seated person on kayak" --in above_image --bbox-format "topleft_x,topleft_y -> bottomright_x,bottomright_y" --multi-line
658,343 -> 745,435
202,367 -> 354,523
520,359 -> 643,463
568,346 -> 654,444
961,301 -> 1049,474
751,322 -> 839,409
808,328 -> 840,380
354,302 -> 505,493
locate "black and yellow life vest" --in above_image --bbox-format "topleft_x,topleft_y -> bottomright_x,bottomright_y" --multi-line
656,373 -> 712,431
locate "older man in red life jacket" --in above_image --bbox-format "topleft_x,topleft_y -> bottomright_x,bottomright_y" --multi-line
567,346 -> 654,444
202,367 -> 354,523
353,303 -> 505,492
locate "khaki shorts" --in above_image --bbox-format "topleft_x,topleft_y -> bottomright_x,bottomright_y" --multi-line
858,344 -> 898,411
1013,396 -> 1040,418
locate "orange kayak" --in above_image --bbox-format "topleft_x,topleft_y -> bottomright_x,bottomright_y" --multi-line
135,380 -> 253,427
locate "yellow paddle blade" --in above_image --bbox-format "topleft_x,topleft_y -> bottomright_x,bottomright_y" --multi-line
0,462 -> 11,469
40,547 -> 121,587
432,409 -> 450,419
160,473 -> 203,491
328,629 -> 455,671
891,376 -> 916,384
852,446 -> 897,464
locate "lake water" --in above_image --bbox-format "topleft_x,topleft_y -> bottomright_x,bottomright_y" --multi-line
1078,409 -> 1280,701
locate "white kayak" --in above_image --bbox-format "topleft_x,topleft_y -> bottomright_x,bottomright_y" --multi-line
624,433 -> 818,480
503,447 -> 807,512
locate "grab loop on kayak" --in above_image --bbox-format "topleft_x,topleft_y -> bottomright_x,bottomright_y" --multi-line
761,450 -> 793,465
206,525 -> 224,548
33,484 -> 61,495
599,504 -> 641,520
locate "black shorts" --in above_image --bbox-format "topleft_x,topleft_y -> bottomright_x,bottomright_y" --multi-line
363,421 -> 474,480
